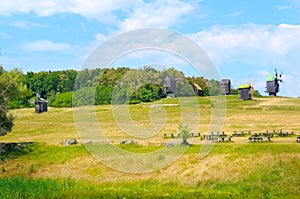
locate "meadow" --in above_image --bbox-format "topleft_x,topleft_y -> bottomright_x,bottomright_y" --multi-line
0,95 -> 299,198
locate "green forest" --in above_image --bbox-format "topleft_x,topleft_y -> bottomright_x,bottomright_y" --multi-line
0,65 -> 261,109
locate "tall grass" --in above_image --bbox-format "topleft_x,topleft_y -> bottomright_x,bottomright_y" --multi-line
1,165 -> 299,199
0,177 -> 75,199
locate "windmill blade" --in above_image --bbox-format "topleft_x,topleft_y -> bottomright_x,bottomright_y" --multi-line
279,70 -> 283,78
247,76 -> 254,88
247,76 -> 252,84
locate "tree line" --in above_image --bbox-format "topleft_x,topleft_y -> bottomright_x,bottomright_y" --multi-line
0,66 -> 261,109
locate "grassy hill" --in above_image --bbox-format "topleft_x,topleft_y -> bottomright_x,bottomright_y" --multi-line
2,95 -> 300,144
0,95 -> 299,198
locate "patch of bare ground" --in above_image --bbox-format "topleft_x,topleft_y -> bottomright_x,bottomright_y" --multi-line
154,152 -> 300,186
249,97 -> 293,108
26,152 -> 299,186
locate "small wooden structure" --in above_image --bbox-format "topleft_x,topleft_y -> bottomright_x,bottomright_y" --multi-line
249,136 -> 270,142
232,130 -> 251,137
204,132 -> 232,142
220,79 -> 231,95
35,94 -> 48,114
238,84 -> 252,100
163,75 -> 176,98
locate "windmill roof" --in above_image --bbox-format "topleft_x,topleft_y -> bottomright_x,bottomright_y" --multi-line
238,84 -> 251,89
221,79 -> 231,84
192,83 -> 202,90
266,74 -> 276,81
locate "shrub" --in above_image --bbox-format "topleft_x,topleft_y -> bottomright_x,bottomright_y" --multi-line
178,124 -> 191,145
51,92 -> 72,107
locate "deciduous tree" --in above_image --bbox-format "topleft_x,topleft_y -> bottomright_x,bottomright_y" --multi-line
0,66 -> 14,136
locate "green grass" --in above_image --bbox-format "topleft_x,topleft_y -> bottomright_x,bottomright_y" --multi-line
0,177 -> 240,199
118,143 -> 163,153
0,177 -> 75,199
1,142 -> 299,198
0,95 -> 300,198
0,157 -> 299,199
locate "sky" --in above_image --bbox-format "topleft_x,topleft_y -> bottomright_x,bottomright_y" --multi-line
0,0 -> 300,97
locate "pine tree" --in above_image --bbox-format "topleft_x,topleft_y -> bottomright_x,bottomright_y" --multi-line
0,66 -> 14,136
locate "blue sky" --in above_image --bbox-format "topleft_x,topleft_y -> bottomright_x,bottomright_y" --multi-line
0,0 -> 300,97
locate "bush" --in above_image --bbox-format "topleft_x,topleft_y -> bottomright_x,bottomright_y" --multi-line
51,92 -> 72,107
253,90 -> 263,97
138,83 -> 162,102
178,124 -> 191,145
73,87 -> 95,107
95,86 -> 113,105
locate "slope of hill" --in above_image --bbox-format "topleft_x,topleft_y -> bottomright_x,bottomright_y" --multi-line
1,95 -> 299,144
0,95 -> 299,198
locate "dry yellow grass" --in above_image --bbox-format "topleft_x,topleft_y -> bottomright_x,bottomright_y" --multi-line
1,95 -> 300,145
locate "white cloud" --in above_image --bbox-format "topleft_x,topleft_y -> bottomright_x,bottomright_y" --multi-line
276,0 -> 300,10
77,33 -> 107,61
9,20 -> 44,29
276,5 -> 293,10
190,23 -> 300,97
21,40 -> 71,52
0,0 -> 133,22
191,23 -> 300,67
225,11 -> 244,17
118,0 -> 197,31
112,49 -> 189,68
0,32 -> 11,39
95,33 -> 106,43
258,70 -> 270,77
280,72 -> 300,97
0,0 -> 199,30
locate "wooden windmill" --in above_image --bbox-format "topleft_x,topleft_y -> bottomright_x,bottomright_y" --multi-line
265,69 -> 283,96
220,79 -> 231,95
163,75 -> 176,98
238,78 -> 254,100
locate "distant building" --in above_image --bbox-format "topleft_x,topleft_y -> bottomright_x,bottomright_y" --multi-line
220,79 -> 231,95
192,83 -> 203,96
238,84 -> 252,100
265,74 -> 281,96
35,94 -> 48,114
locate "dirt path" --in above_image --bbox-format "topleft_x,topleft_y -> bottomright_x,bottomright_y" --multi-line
250,97 -> 288,108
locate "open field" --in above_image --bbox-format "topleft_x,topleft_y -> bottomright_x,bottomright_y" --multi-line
1,95 -> 300,198
2,95 -> 300,144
